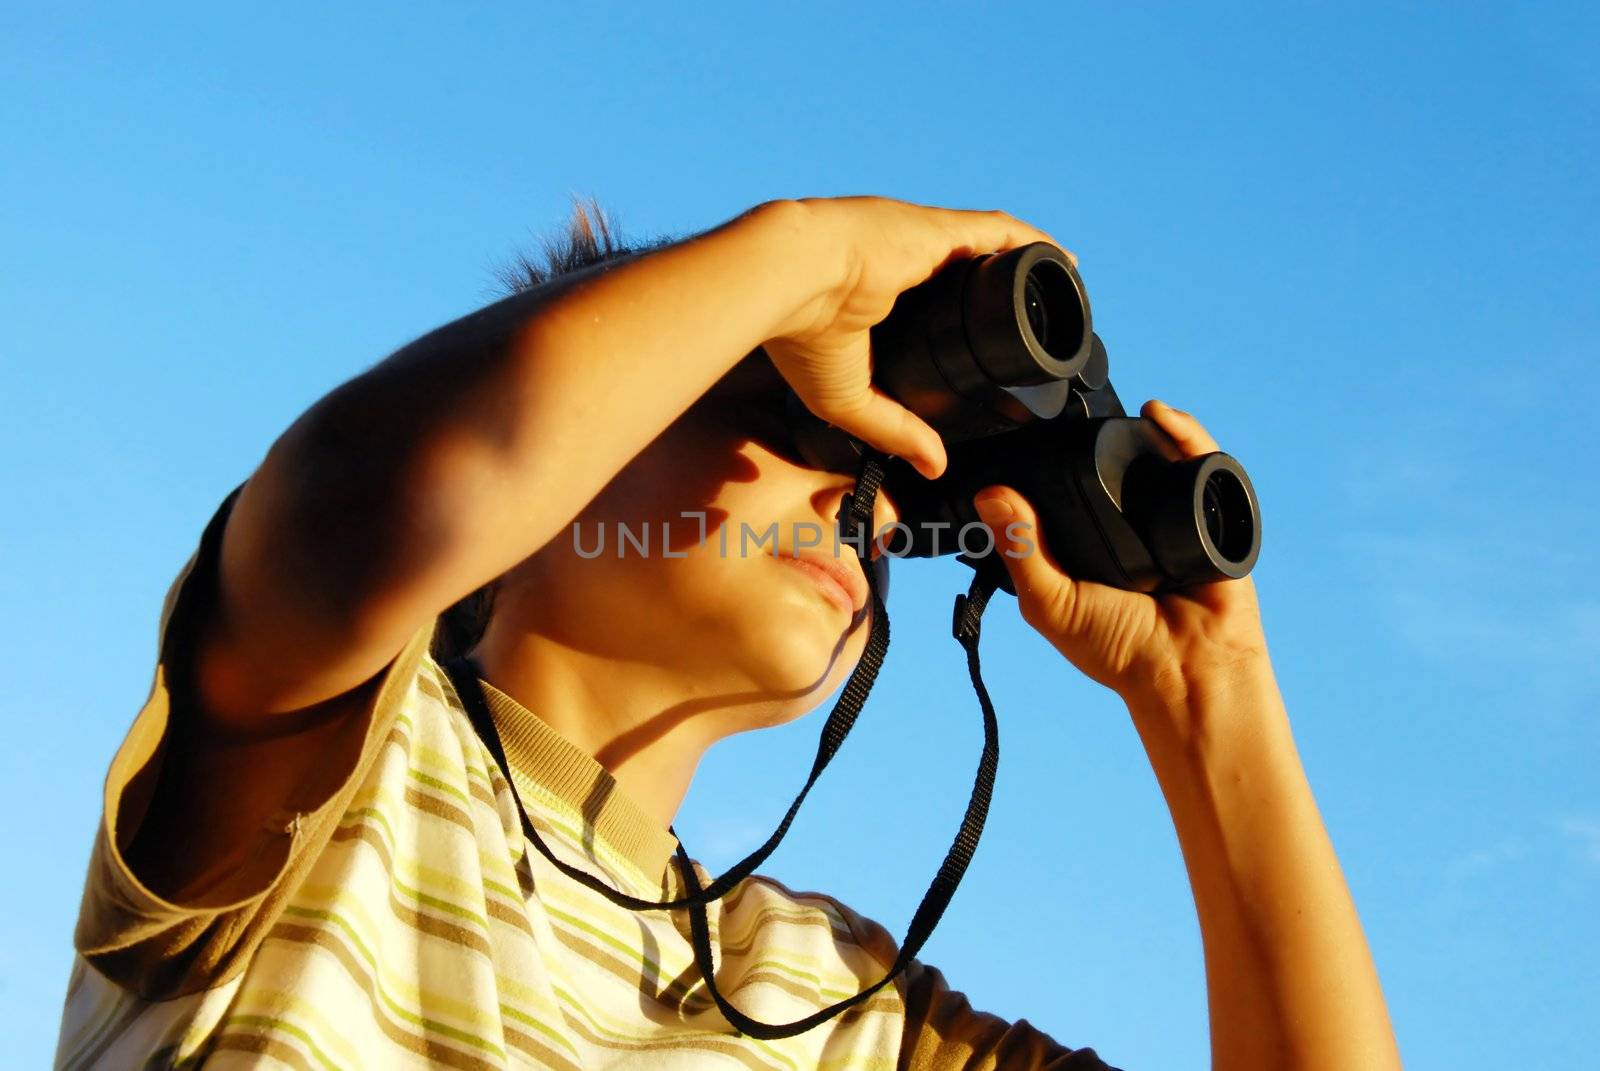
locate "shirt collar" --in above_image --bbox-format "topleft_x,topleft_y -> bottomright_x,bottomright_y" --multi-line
477,677 -> 680,883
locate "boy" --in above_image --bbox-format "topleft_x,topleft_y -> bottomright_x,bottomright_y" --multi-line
56,196 -> 1401,1069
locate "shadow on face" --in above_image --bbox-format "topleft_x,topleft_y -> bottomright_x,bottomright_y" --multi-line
491,350 -> 901,749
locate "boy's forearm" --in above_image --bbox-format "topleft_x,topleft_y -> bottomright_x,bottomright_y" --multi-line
311,198 -> 832,585
437,199 -> 834,552
1122,662 -> 1402,1070
219,199 -> 836,714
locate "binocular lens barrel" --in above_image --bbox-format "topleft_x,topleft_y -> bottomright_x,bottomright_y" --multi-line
1020,259 -> 1085,366
962,245 -> 1092,388
1125,452 -> 1261,584
788,239 -> 1264,593
862,243 -> 1094,443
1203,467 -> 1256,565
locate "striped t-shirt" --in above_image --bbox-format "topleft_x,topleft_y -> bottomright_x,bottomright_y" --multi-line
55,495 -> 1116,1069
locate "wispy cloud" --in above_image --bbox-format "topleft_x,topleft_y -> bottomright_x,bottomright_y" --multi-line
1444,837 -> 1529,885
1558,817 -> 1600,866
683,817 -> 770,865
1439,819 -> 1599,902
1339,526 -> 1600,689
1331,354 -> 1599,700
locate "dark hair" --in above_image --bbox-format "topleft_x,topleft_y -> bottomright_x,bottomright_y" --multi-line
431,197 -> 677,662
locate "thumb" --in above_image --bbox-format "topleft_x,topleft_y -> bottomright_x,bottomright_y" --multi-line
972,486 -> 1079,629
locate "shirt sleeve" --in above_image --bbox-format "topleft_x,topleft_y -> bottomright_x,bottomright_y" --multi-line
831,899 -> 1123,1071
71,487 -> 435,1001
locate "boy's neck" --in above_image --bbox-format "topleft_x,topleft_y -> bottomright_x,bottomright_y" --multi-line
470,626 -> 722,831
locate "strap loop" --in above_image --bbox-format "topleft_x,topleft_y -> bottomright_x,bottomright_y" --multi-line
446,447 -> 1005,1039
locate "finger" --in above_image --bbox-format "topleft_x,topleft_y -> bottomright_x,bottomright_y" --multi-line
820,385 -> 948,479
1142,398 -> 1221,457
935,206 -> 1075,265
971,485 -> 1080,627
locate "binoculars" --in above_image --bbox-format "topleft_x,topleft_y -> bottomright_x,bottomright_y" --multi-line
783,242 -> 1262,594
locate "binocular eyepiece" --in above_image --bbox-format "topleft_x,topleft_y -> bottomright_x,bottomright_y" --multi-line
785,242 -> 1262,594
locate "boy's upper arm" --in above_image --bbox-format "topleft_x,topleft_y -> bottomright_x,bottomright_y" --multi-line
827,899 -> 1122,1071
194,421 -> 453,727
74,488 -> 434,999
896,959 -> 1122,1071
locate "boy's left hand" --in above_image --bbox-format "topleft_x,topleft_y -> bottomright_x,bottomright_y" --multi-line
972,400 -> 1271,711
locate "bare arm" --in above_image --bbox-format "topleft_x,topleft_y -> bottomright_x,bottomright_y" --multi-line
200,200 -> 842,725
130,203 -> 846,894
973,401 -> 1400,1069
1120,657 -> 1400,1069
130,197 -> 1057,895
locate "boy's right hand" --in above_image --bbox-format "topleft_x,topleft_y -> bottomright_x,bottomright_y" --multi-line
757,196 -> 1067,480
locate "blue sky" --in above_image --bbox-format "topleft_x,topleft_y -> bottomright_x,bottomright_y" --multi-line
3,3 -> 1596,1066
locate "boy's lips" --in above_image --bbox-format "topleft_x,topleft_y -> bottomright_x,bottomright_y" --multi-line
776,551 -> 870,616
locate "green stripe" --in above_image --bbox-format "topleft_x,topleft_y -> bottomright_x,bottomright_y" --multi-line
542,892 -> 867,998
222,1014 -> 342,1071
396,872 -> 492,931
542,901 -> 662,968
339,804 -> 523,904
546,979 -> 799,1071
515,780 -> 657,891
341,805 -> 397,843
496,1000 -> 574,1051
408,767 -> 474,809
277,904 -> 507,1059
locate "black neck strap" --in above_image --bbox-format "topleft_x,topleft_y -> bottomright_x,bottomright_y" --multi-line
441,449 -> 1002,1040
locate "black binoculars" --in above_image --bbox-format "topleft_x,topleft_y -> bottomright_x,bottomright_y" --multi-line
782,242 -> 1262,594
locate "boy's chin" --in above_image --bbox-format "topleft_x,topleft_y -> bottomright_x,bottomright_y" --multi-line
734,613 -> 860,700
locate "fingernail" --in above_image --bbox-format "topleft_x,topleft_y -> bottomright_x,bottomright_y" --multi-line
974,496 -> 1013,526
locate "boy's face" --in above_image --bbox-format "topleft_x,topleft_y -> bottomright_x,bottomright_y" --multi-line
510,350 -> 901,734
